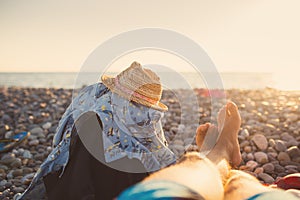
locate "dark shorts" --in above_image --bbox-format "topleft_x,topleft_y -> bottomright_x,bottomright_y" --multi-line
117,180 -> 204,200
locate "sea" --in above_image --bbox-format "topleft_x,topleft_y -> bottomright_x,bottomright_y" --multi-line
0,72 -> 294,91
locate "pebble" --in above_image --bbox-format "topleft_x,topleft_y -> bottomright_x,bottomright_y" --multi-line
34,153 -> 45,161
258,173 -> 275,184
284,113 -> 298,122
268,118 -> 279,126
286,168 -> 298,174
240,129 -> 250,139
12,169 -> 23,177
277,152 -> 291,162
12,187 -> 24,193
254,152 -> 269,164
274,140 -> 287,152
246,160 -> 258,171
10,158 -> 22,168
244,146 -> 252,153
177,124 -> 185,133
268,139 -> 276,148
22,159 -> 29,166
252,134 -> 268,150
42,122 -> 52,130
285,165 -> 298,170
274,164 -> 285,173
28,135 -> 38,141
265,124 -> 276,132
0,164 -> 8,171
286,140 -> 298,148
267,152 -> 277,161
0,153 -> 16,165
5,181 -> 12,188
267,147 -> 276,153
2,114 -> 12,123
22,150 -> 33,159
254,167 -> 264,174
29,127 -> 43,136
0,180 -> 7,187
2,188 -> 11,196
240,141 -> 250,148
12,149 -> 18,155
279,161 -> 293,167
262,163 -> 275,173
17,148 -> 24,155
286,146 -> 300,159
4,131 -> 13,139
241,152 -> 247,160
6,170 -> 13,179
11,179 -> 22,187
281,132 -> 295,142
172,140 -> 184,146
46,146 -> 52,152
22,167 -> 33,174
246,153 -> 254,160
28,139 -> 39,146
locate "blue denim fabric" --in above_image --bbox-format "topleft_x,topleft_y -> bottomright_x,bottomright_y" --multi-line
18,83 -> 176,199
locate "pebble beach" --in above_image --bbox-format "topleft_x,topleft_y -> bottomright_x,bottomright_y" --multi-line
0,86 -> 299,199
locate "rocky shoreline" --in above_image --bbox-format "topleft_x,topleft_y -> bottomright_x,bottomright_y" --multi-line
0,87 -> 299,199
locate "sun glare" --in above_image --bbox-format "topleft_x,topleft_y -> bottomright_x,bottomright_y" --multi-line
273,72 -> 300,91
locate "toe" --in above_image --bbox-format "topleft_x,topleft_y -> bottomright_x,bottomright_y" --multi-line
218,106 -> 226,119
201,125 -> 219,151
226,101 -> 238,117
217,106 -> 226,132
196,123 -> 210,147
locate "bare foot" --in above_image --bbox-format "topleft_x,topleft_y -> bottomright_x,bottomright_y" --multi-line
196,101 -> 242,167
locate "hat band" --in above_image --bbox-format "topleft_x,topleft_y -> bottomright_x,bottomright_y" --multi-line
115,77 -> 158,105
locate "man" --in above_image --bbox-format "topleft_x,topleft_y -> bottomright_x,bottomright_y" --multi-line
18,62 -> 176,199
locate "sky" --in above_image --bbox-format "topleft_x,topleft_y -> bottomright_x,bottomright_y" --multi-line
0,0 -> 300,76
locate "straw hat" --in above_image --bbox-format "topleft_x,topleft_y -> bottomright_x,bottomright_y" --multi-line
101,61 -> 168,111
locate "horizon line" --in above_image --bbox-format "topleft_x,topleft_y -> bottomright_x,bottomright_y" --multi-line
0,70 -> 273,74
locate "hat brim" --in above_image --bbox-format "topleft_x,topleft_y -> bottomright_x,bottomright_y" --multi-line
101,74 -> 168,112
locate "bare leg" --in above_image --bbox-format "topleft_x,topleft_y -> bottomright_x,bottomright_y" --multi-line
143,102 -> 243,200
194,101 -> 242,186
144,152 -> 224,200
142,101 -> 285,200
224,170 -> 274,200
196,101 -> 242,167
195,102 -> 286,199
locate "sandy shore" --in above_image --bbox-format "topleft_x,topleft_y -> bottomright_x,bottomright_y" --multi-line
0,87 -> 299,199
